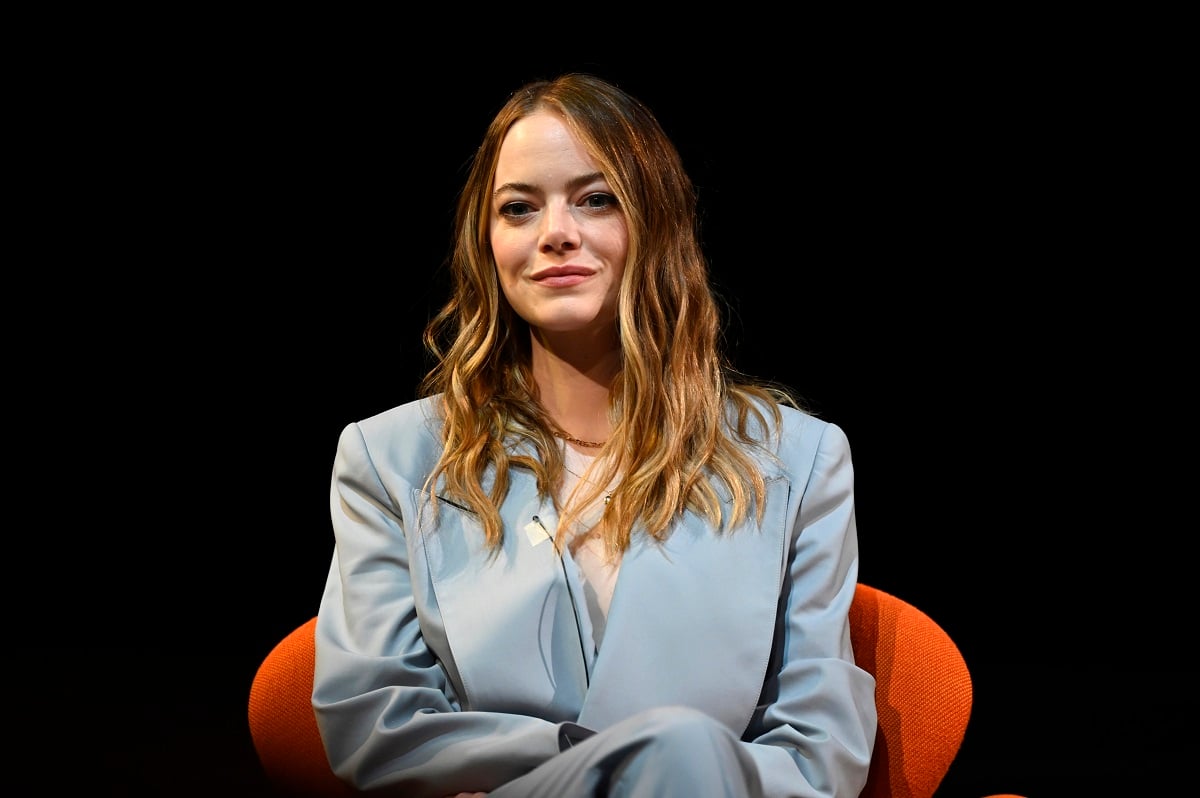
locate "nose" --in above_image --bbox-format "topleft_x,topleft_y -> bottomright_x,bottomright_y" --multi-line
540,203 -> 580,252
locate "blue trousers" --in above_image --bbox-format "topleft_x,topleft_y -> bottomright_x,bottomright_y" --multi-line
489,705 -> 763,798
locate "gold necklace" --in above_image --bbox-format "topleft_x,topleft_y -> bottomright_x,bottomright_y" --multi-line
553,431 -> 607,448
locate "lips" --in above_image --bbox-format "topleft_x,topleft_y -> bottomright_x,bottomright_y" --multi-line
532,266 -> 595,288
532,266 -> 595,281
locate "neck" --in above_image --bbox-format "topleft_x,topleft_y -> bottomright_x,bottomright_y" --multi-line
530,328 -> 619,446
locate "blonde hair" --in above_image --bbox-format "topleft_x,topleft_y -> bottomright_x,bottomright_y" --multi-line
419,73 -> 799,553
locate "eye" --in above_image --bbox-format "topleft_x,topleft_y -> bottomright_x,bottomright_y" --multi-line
582,193 -> 618,210
499,201 -> 536,219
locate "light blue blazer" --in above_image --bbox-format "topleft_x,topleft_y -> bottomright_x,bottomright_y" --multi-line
313,395 -> 877,797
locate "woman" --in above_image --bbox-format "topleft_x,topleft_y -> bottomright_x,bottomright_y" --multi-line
312,72 -> 877,797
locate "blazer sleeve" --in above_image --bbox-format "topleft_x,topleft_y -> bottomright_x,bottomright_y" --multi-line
311,420 -> 584,796
741,417 -> 878,798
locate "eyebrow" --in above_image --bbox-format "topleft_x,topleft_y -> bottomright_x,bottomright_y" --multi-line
493,172 -> 606,198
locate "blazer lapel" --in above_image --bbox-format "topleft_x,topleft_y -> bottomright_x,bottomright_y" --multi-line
422,468 -> 592,722
577,474 -> 791,734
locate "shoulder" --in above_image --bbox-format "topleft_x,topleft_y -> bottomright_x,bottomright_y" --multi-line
751,399 -> 853,478
777,403 -> 848,449
352,395 -> 443,440
335,395 -> 446,475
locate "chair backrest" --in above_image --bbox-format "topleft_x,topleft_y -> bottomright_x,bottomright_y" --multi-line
850,583 -> 973,798
247,617 -> 356,797
247,584 -> 979,798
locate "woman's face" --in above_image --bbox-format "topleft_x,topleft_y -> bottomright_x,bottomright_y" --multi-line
490,110 -> 629,336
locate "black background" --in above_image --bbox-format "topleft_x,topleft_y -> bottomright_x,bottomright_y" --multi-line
23,22 -> 1188,798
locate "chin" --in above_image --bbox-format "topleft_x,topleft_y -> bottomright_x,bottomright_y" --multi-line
529,309 -> 616,335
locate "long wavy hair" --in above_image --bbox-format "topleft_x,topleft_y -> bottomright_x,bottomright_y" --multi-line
419,72 -> 799,553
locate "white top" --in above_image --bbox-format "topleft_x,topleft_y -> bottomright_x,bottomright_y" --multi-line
559,443 -> 621,648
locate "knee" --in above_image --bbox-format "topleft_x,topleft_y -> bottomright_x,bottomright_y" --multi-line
610,706 -> 760,796
633,705 -> 737,753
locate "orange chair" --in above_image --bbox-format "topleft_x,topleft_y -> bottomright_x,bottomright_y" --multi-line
248,615 -> 354,797
248,584 -> 1025,797
849,583 -> 1022,798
